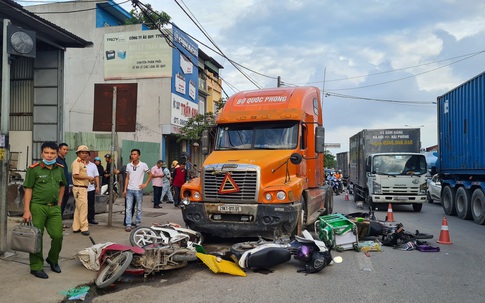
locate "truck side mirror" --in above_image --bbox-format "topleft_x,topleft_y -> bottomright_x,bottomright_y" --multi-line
201,130 -> 209,155
315,126 -> 325,153
290,153 -> 303,165
365,156 -> 371,172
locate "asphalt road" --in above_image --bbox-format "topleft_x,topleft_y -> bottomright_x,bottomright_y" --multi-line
87,194 -> 485,303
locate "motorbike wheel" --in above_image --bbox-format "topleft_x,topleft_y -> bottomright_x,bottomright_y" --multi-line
230,241 -> 264,259
95,251 -> 133,289
308,251 -> 331,273
130,227 -> 158,247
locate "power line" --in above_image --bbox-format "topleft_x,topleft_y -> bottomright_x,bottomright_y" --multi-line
325,92 -> 436,105
326,51 -> 483,91
172,0 -> 263,89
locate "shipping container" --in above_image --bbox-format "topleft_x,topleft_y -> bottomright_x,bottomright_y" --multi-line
437,71 -> 485,224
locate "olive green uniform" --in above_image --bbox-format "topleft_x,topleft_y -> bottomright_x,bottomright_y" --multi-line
23,162 -> 67,271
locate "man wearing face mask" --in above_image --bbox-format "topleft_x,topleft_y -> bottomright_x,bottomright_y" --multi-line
23,141 -> 67,279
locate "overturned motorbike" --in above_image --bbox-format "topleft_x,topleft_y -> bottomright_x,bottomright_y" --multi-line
95,242 -> 197,289
129,222 -> 203,248
345,207 -> 433,246
231,230 -> 342,274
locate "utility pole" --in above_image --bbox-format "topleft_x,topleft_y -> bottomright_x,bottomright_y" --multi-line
277,76 -> 281,87
0,19 -> 11,255
107,87 -> 117,227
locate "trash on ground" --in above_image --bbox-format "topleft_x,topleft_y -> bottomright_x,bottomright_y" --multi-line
59,285 -> 90,301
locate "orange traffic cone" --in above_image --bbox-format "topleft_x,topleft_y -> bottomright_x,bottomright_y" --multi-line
344,190 -> 349,201
386,203 -> 395,222
437,217 -> 452,244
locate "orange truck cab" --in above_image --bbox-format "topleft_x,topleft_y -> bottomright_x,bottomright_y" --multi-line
181,86 -> 332,238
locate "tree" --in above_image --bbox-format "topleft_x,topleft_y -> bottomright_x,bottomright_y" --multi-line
125,4 -> 171,29
324,150 -> 336,169
176,112 -> 215,143
176,98 -> 226,143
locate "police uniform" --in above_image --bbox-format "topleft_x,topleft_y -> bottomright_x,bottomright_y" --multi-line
23,161 -> 67,271
71,147 -> 90,233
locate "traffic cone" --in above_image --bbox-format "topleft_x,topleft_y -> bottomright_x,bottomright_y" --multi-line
437,217 -> 452,244
344,190 -> 349,201
386,203 -> 395,222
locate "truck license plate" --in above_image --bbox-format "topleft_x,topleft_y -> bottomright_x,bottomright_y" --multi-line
218,205 -> 242,212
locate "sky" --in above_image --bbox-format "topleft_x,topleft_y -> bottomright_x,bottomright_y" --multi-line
20,0 -> 485,155
124,0 -> 484,155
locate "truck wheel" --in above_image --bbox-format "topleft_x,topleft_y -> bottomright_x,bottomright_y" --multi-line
471,189 -> 485,225
412,203 -> 423,212
442,185 -> 456,216
455,187 -> 472,220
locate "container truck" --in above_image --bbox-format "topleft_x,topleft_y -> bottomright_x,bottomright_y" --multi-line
349,128 -> 427,211
336,151 -> 350,187
180,86 -> 333,238
435,71 -> 485,224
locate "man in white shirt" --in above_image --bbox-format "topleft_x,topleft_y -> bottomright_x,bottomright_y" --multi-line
123,149 -> 152,232
86,155 -> 100,224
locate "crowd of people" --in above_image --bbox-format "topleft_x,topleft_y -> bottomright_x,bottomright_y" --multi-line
22,141 -> 198,279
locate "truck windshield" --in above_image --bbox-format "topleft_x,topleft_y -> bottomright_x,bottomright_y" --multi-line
373,154 -> 427,175
215,122 -> 299,150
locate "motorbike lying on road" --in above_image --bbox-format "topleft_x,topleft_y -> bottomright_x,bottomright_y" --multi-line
95,241 -> 198,289
344,207 -> 433,246
230,230 -> 342,274
129,222 -> 203,248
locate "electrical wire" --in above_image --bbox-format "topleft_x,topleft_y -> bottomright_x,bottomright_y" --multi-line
326,52 -> 483,91
172,0 -> 262,89
325,92 -> 436,105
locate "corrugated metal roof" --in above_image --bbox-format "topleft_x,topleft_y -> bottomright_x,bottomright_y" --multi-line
0,0 -> 92,49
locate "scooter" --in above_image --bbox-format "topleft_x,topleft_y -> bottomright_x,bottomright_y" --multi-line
95,241 -> 197,289
231,230 -> 342,274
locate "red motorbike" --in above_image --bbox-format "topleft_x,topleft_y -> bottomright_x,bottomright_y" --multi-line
95,242 -> 197,289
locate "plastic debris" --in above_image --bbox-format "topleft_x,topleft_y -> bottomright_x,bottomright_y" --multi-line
358,241 -> 381,252
59,286 -> 90,301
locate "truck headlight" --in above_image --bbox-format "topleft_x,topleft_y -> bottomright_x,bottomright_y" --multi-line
194,191 -> 201,199
265,193 -> 272,201
373,182 -> 382,194
420,183 -> 427,194
276,191 -> 286,201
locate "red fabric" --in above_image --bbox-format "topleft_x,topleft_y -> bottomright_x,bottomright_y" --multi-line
172,167 -> 187,187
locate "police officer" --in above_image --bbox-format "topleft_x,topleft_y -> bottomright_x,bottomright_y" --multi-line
71,145 -> 94,236
23,141 -> 67,279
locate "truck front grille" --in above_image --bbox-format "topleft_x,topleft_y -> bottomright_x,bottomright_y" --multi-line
203,166 -> 258,202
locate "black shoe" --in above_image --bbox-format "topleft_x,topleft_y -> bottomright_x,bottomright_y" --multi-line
154,205 -> 162,208
89,221 -> 99,225
81,231 -> 90,236
73,230 -> 80,233
46,259 -> 61,273
30,269 -> 49,279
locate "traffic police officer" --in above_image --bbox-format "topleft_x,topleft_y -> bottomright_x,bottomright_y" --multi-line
71,145 -> 94,236
23,141 -> 67,279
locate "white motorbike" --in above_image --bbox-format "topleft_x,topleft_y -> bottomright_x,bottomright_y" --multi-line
129,222 -> 203,249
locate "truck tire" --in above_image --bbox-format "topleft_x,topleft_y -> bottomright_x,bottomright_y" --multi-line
455,187 -> 472,220
442,185 -> 456,216
471,188 -> 485,225
324,189 -> 334,215
412,203 -> 423,212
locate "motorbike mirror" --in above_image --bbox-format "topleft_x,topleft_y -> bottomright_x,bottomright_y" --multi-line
332,256 -> 343,264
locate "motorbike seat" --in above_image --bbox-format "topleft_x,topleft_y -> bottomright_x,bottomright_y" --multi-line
246,247 -> 291,269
